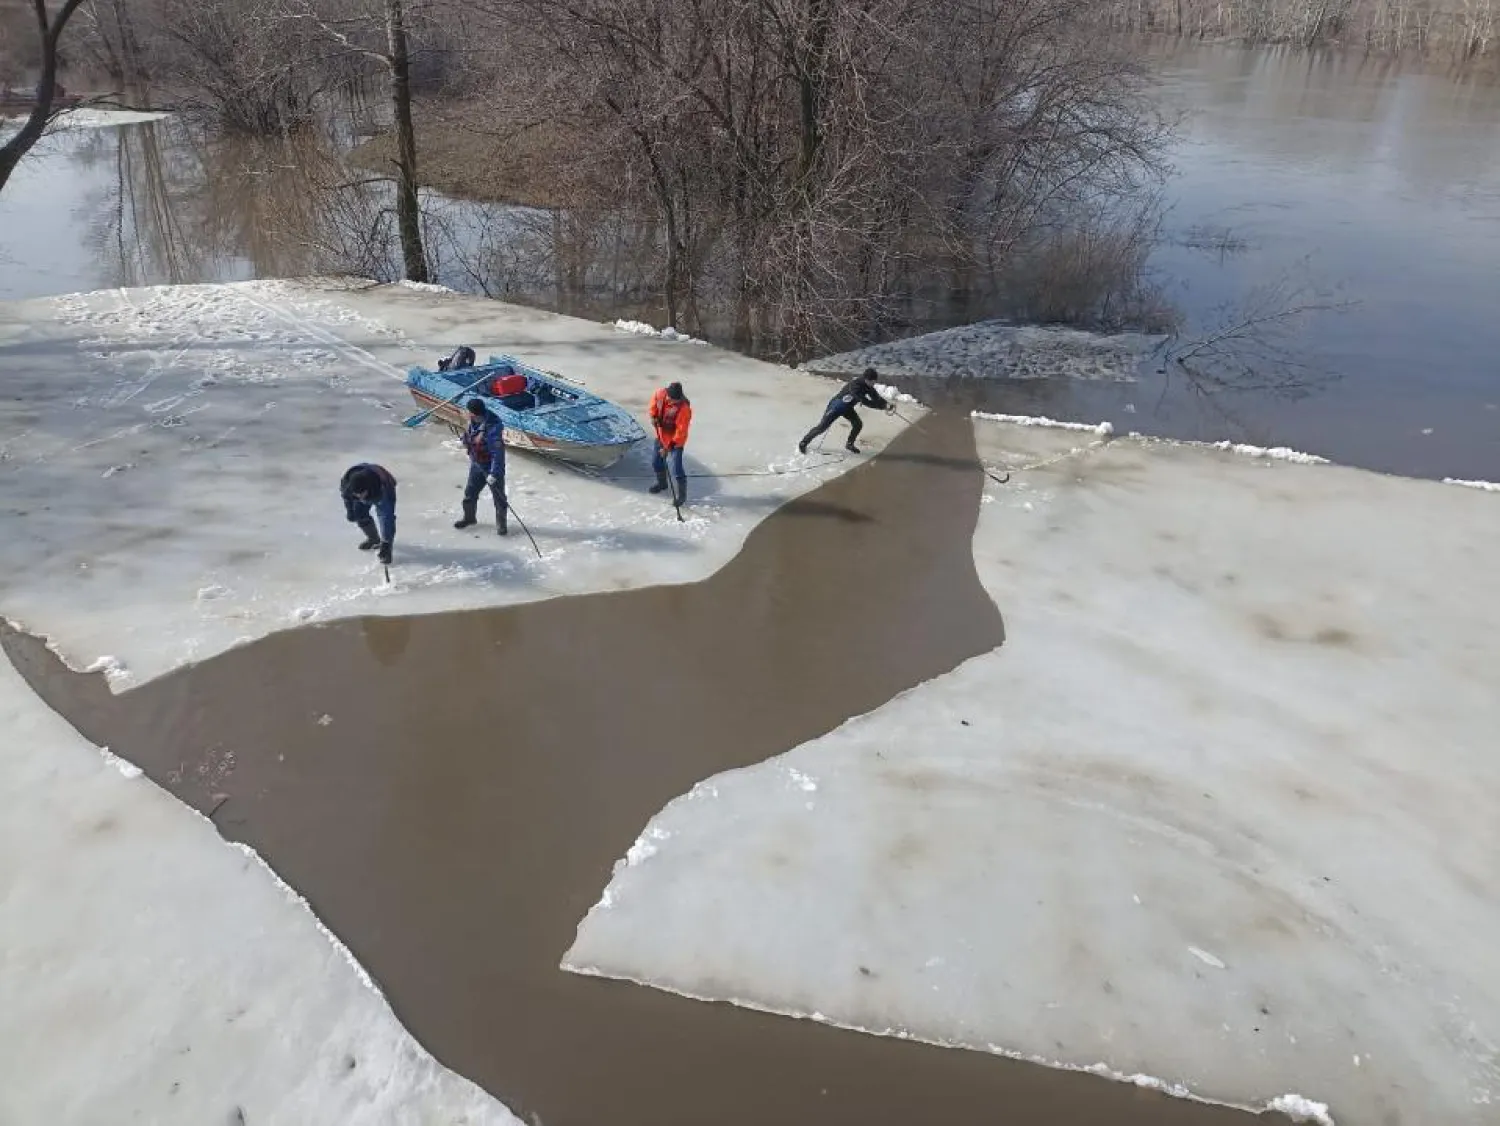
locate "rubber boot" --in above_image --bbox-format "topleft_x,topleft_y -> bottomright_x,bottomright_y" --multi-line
377,541 -> 393,565
845,441 -> 861,454
496,497 -> 509,537
649,469 -> 668,494
356,517 -> 380,550
454,499 -> 478,529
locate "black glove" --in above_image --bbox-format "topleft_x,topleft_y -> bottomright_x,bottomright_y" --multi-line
377,542 -> 393,564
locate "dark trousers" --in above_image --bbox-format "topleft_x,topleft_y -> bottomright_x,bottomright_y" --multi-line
344,489 -> 396,542
802,404 -> 861,448
464,462 -> 506,517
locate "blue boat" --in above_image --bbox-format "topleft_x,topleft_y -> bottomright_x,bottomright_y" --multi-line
406,354 -> 647,469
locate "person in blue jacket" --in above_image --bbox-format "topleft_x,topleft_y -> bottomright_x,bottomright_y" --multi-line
455,398 -> 507,535
340,463 -> 397,564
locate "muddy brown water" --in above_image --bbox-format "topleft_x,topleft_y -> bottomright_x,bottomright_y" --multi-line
5,413 -> 1285,1125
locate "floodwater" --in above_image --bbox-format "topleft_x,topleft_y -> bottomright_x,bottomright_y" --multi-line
2,43 -> 1498,479
941,43 -> 1500,481
1,414 -> 1291,1126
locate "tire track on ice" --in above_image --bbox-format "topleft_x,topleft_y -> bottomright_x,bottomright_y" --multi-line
236,284 -> 411,386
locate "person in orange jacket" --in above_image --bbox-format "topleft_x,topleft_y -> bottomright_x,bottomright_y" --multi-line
648,381 -> 692,504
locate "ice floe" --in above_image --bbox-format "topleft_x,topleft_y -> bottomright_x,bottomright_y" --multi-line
567,420 -> 1500,1125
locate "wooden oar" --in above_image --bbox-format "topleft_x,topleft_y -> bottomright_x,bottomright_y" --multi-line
401,371 -> 493,429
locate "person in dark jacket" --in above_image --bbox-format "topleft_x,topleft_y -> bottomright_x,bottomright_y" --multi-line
455,398 -> 507,535
340,463 -> 397,564
437,345 -> 476,372
798,367 -> 892,455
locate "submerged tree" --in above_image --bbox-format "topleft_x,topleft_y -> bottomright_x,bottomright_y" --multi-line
477,0 -> 1169,356
0,0 -> 89,196
297,0 -> 430,282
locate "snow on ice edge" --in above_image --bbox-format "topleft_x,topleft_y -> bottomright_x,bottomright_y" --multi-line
558,961 -> 1334,1125
972,411 -> 1339,465
1443,478 -> 1500,492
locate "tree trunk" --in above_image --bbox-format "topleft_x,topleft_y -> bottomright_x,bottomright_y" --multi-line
385,0 -> 428,283
0,0 -> 89,196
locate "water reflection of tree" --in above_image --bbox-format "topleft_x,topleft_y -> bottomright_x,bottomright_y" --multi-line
73,117 -> 415,285
65,111 -> 1192,367
1165,264 -> 1354,399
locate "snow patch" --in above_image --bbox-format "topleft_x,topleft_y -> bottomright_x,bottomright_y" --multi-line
97,748 -> 143,780
394,280 -> 454,294
786,768 -> 818,792
1,107 -> 173,131
83,655 -> 128,685
1443,478 -> 1500,492
976,417 -> 1328,467
624,825 -> 672,867
613,319 -> 659,336
1211,441 -> 1328,465
973,411 -> 1111,434
612,318 -> 706,345
1267,1094 -> 1336,1125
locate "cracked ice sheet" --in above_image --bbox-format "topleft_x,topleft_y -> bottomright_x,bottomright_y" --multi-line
565,424 -> 1500,1125
0,654 -> 518,1125
0,278 -> 909,684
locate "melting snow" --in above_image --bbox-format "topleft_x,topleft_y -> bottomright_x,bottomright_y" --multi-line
624,825 -> 672,867
1211,441 -> 1328,465
1444,478 -> 1500,492
82,655 -> 129,686
786,768 -> 818,792
973,411 -> 1112,434
1267,1094 -> 1336,1125
612,318 -> 707,345
0,107 -> 172,132
97,747 -> 143,780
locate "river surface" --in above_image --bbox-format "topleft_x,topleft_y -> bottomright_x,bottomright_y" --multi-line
2,43 -> 1497,480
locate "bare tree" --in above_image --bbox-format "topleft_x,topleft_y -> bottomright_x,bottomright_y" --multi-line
0,0 -> 88,195
1099,0 -> 1496,57
1163,262 -> 1358,399
296,0 -> 429,281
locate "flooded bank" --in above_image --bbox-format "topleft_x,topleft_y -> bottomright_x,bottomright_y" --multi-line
5,43 -> 1500,483
4,413 -> 1286,1125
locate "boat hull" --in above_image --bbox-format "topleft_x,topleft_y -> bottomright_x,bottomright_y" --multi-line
406,387 -> 640,469
405,356 -> 647,470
